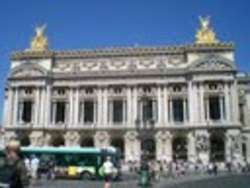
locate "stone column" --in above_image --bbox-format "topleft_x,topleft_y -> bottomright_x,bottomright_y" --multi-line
34,87 -> 40,126
124,131 -> 140,162
188,81 -> 193,123
132,87 -> 138,124
193,83 -> 199,123
169,99 -> 173,123
74,88 -> 79,126
126,87 -> 132,125
123,99 -> 127,125
94,131 -> 110,149
103,88 -> 108,126
6,88 -> 14,126
219,95 -> 224,121
199,83 -> 205,122
157,86 -> 162,126
205,97 -> 210,121
97,87 -> 103,126
108,99 -> 113,125
163,86 -> 168,125
232,81 -> 239,123
224,83 -> 231,122
183,98 -> 187,123
13,87 -> 19,126
68,88 -> 74,127
39,87 -> 45,126
45,85 -> 51,127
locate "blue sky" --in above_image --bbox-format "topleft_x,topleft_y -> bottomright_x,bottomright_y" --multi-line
0,0 -> 249,122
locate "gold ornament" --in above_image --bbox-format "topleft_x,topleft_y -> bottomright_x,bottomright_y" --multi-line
195,16 -> 218,44
30,24 -> 48,51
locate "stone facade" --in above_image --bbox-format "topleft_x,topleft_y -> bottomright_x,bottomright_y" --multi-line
2,23 -> 250,164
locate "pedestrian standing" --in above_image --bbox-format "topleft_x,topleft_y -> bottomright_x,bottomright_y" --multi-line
24,157 -> 31,178
0,140 -> 29,188
153,161 -> 161,182
31,155 -> 40,180
102,156 -> 114,188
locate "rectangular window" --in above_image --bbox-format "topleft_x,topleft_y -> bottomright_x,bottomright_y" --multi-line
209,96 -> 220,120
79,100 -> 96,124
84,101 -> 94,123
142,99 -> 155,122
55,101 -> 66,123
113,100 -> 123,123
173,99 -> 184,122
20,101 -> 33,123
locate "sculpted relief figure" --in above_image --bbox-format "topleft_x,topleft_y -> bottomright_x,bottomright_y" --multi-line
195,133 -> 209,152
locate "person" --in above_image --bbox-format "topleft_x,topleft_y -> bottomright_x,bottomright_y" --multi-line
102,156 -> 114,188
24,157 -> 31,178
153,161 -> 161,181
30,155 -> 40,180
0,140 -> 29,188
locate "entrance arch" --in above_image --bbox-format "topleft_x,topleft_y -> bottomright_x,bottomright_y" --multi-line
172,134 -> 188,161
141,138 -> 156,160
210,131 -> 225,162
111,138 -> 124,158
16,131 -> 30,146
50,134 -> 65,147
80,137 -> 94,147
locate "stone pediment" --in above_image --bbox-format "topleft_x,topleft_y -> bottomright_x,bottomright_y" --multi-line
9,63 -> 48,78
189,54 -> 235,72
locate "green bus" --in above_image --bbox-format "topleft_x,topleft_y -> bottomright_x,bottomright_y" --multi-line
0,146 -> 121,180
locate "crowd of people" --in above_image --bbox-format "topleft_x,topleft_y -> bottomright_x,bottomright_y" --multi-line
125,159 -> 250,182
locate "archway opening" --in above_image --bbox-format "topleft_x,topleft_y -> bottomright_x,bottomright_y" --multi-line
141,138 -> 156,160
172,134 -> 187,161
80,137 -> 94,147
16,131 -> 30,146
50,134 -> 65,147
210,131 -> 225,162
111,138 -> 124,159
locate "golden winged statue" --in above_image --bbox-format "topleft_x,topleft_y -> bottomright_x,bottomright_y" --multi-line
195,16 -> 218,44
30,24 -> 48,51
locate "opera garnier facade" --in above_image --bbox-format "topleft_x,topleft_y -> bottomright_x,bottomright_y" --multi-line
2,17 -> 250,164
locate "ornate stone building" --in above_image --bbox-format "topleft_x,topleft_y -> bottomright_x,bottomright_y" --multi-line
2,18 -> 250,164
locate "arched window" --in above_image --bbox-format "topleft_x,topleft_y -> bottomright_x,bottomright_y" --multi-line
172,134 -> 188,161
16,132 -> 30,146
210,131 -> 225,162
111,138 -> 124,158
50,134 -> 65,147
141,138 -> 156,160
80,137 -> 94,147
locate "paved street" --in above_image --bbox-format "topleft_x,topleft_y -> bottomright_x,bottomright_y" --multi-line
31,173 -> 250,188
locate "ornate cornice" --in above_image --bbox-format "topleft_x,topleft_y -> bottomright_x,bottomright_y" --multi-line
10,43 -> 234,61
